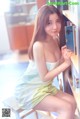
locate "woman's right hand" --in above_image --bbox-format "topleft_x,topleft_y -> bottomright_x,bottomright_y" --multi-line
61,45 -> 72,65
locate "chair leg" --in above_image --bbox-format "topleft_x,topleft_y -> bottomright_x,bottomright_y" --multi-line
35,110 -> 38,119
14,110 -> 22,119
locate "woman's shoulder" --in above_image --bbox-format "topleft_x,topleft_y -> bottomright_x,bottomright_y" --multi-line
33,41 -> 45,59
33,41 -> 44,52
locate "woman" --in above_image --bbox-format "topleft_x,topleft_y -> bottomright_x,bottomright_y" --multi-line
15,5 -> 76,119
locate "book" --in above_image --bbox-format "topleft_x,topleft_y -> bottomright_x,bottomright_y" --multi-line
65,25 -> 76,53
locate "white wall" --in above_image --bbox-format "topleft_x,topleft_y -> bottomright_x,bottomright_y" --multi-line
0,0 -> 10,54
0,15 -> 10,54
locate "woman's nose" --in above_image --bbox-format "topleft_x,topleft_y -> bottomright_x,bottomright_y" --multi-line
52,23 -> 57,30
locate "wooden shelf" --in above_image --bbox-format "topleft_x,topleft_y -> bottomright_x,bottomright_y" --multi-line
7,23 -> 34,51
68,77 -> 80,112
71,53 -> 79,73
15,2 -> 36,6
7,13 -> 36,17
72,88 -> 80,112
5,1 -> 36,51
7,22 -> 34,27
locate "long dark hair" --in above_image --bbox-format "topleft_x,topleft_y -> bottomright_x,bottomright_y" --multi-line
28,5 -> 64,59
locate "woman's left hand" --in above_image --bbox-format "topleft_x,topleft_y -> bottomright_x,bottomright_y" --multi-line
61,45 -> 73,60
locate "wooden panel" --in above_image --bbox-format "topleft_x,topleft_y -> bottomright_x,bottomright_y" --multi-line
8,25 -> 28,51
36,0 -> 46,9
71,53 -> 79,73
26,24 -> 34,48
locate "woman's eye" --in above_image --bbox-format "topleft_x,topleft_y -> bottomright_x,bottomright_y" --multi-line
48,22 -> 50,25
56,19 -> 61,23
47,21 -> 52,25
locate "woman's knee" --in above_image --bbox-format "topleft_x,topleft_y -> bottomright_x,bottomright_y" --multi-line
66,94 -> 77,111
71,97 -> 77,111
61,102 -> 73,113
58,103 -> 74,119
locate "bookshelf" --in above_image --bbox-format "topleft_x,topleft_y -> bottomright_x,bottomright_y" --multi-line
63,10 -> 77,26
63,2 -> 80,115
5,0 -> 37,51
71,54 -> 78,73
5,0 -> 37,26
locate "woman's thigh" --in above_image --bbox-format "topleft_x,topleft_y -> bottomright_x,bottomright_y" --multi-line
33,92 -> 72,112
56,90 -> 74,101
56,91 -> 77,111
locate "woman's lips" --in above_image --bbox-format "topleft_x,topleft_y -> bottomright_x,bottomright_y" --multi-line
51,31 -> 58,35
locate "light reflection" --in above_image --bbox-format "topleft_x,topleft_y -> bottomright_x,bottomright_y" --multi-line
0,0 -> 10,15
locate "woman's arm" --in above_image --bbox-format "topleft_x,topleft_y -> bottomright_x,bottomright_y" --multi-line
44,60 -> 70,81
33,42 -> 71,82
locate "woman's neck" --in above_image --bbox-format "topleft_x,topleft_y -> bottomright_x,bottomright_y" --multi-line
46,36 -> 58,45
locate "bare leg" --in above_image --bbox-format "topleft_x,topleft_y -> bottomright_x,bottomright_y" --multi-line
33,91 -> 76,119
56,91 -> 77,119
56,91 -> 77,113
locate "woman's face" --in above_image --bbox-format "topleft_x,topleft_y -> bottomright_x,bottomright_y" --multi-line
45,13 -> 61,39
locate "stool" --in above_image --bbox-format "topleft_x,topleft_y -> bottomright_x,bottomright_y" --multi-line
3,96 -> 39,119
3,96 -> 55,119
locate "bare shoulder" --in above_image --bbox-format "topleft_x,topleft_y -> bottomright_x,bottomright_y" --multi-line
33,41 -> 43,53
33,41 -> 45,61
